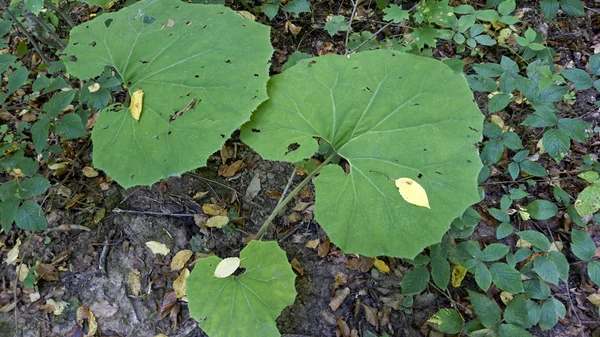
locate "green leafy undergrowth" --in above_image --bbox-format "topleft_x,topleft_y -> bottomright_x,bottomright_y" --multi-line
62,0 -> 273,188
241,50 -> 483,258
186,241 -> 296,337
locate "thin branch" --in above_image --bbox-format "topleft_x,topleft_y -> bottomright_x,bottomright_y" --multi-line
344,0 -> 359,55
112,208 -> 198,217
347,22 -> 391,55
20,4 -> 67,50
44,0 -> 75,28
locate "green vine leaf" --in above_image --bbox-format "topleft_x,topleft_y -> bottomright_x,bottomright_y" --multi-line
240,50 -> 483,258
62,0 -> 273,187
186,241 -> 296,337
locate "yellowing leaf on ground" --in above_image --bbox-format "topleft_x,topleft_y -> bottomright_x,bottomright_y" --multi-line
451,265 -> 467,287
145,241 -> 170,255
395,178 -> 430,209
6,238 -> 22,265
17,264 -> 29,282
46,299 -> 68,315
500,291 -> 514,305
202,203 -> 225,216
373,258 -> 391,273
76,306 -> 98,337
587,294 -> 600,307
82,166 -> 99,178
174,268 -> 190,298
305,239 -> 320,249
205,215 -> 229,229
214,257 -> 241,278
130,89 -> 144,121
171,249 -> 193,271
129,269 -> 141,296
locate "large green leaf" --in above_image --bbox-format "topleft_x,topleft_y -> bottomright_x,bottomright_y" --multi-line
241,50 -> 483,258
186,241 -> 296,337
63,0 -> 272,188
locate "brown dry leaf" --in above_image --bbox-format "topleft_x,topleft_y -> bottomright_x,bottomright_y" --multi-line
171,250 -> 193,271
336,318 -> 351,337
334,273 -> 349,285
293,201 -> 312,212
6,238 -> 21,265
90,301 -> 118,318
329,287 -> 350,311
21,112 -> 37,122
145,241 -> 170,255
291,258 -> 304,275
373,258 -> 391,273
193,214 -> 207,227
130,89 -> 144,121
35,263 -> 59,281
587,294 -> 600,307
82,166 -> 99,178
284,21 -> 301,36
129,269 -> 141,296
158,292 -> 178,320
219,160 -> 244,177
46,299 -> 68,315
202,203 -> 225,216
318,237 -> 331,257
76,306 -> 98,337
362,304 -> 379,328
379,306 -> 391,326
29,292 -> 41,303
451,265 -> 467,287
155,334 -> 169,337
265,189 -> 282,200
65,193 -> 85,209
220,144 -> 234,164
205,215 -> 230,229
174,268 -> 190,298
300,185 -> 313,198
305,239 -> 320,249
242,234 -> 256,245
288,212 -> 302,223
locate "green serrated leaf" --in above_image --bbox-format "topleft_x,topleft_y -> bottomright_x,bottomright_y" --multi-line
504,295 -> 529,328
324,15 -> 348,36
520,160 -> 547,177
533,256 -> 559,285
62,0 -> 273,188
402,266 -> 430,295
474,263 -> 492,291
496,222 -> 513,239
55,114 -> 86,139
15,200 -> 48,231
241,50 -> 483,258
24,0 -> 44,14
468,290 -> 501,329
0,197 -> 19,232
559,0 -> 584,16
590,53 -> 600,76
548,251 -> 569,281
428,308 -> 463,334
431,256 -> 450,289
562,68 -> 592,90
517,230 -> 551,251
18,175 -> 50,199
588,261 -> 600,286
575,184 -> 600,217
526,200 -> 558,220
543,129 -> 570,162
540,0 -> 559,19
490,262 -> 524,294
571,230 -> 596,261
524,279 -> 551,300
488,93 -> 511,113
186,241 -> 296,337
43,90 -> 77,119
539,298 -> 566,331
501,132 -> 522,150
498,323 -> 533,337
480,243 -> 509,262
282,0 -> 310,14
383,4 -> 410,23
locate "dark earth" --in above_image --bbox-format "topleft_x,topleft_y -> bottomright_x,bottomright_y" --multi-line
1,0 -> 600,336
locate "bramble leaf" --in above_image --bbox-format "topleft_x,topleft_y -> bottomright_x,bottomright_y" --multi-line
63,0 -> 273,187
186,241 -> 296,337
241,50 -> 483,258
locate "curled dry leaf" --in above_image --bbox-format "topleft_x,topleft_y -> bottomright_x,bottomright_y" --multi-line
305,239 -> 320,249
202,203 -> 225,216
82,166 -> 99,178
6,238 -> 21,265
129,269 -> 141,296
87,83 -> 100,93
145,241 -> 170,255
213,257 -> 241,278
130,89 -> 144,121
451,265 -> 467,287
174,268 -> 190,298
373,258 -> 391,273
90,300 -> 118,318
587,294 -> 600,307
205,215 -> 229,229
46,299 -> 68,315
362,304 -> 379,328
35,263 -> 59,281
158,291 -> 178,320
290,258 -> 304,275
329,287 -> 350,311
171,249 -> 193,271
395,178 -> 430,209
219,159 -> 244,177
76,306 -> 98,337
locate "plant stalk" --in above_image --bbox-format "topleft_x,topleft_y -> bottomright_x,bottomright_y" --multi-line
255,152 -> 336,240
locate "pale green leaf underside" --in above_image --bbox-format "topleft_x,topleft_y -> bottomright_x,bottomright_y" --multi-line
63,0 -> 272,187
186,241 -> 296,337
241,50 -> 483,258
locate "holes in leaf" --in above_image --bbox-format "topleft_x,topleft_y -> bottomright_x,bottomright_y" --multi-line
423,148 -> 427,151
232,267 -> 246,277
186,21 -> 192,26
468,127 -> 479,132
73,42 -> 79,46
195,75 -> 199,78
89,41 -> 97,47
308,60 -> 316,67
140,60 -> 148,64
364,87 -> 373,93
168,131 -> 172,135
253,74 -> 259,77
392,53 -> 396,56
417,173 -> 423,179
352,67 -> 359,70
104,18 -> 113,28
284,142 -> 300,156
410,103 -> 420,107
220,134 -> 225,138
251,128 -> 260,133
225,59 -> 231,64
69,56 -> 78,62
436,171 -> 443,175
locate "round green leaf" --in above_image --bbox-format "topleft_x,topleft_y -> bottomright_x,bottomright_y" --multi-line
402,266 -> 430,295
186,241 -> 296,337
468,290 -> 501,330
571,230 -> 596,261
517,230 -> 551,252
490,262 -> 524,294
525,200 -> 558,220
533,256 -> 559,285
63,0 -> 273,187
428,308 -> 463,334
241,50 -> 483,258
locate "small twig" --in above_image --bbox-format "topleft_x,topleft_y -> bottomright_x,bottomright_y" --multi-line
344,0 -> 359,55
112,208 -> 197,217
347,22 -> 391,55
98,229 -> 115,275
45,224 -> 91,232
279,221 -> 308,243
0,1 -> 70,84
276,169 -> 296,208
44,0 -> 75,28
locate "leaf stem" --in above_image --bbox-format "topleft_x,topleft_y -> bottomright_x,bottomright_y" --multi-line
255,152 -> 336,240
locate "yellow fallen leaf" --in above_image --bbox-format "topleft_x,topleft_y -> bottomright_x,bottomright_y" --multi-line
214,257 -> 241,278
395,178 -> 430,209
17,264 -> 29,282
451,265 -> 467,287
154,334 -> 169,337
174,268 -> 190,298
29,292 -> 40,302
587,294 -> 600,307
82,166 -> 99,178
171,249 -> 193,271
77,306 -> 98,337
206,215 -> 229,228
6,238 -> 21,265
549,241 -> 564,252
305,239 -> 320,249
46,299 -> 68,315
500,291 -> 514,305
373,258 -> 391,273
0,242 -> 3,249
145,241 -> 170,255
130,89 -> 144,121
